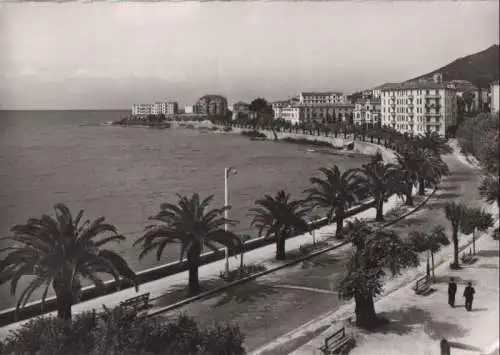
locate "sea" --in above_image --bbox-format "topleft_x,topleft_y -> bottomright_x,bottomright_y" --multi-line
0,110 -> 370,310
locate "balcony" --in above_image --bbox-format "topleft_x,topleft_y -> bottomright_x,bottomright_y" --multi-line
425,94 -> 441,99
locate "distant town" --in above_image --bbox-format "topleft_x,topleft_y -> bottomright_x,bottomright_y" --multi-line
130,74 -> 500,138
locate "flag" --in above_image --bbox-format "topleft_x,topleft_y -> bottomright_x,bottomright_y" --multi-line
226,166 -> 237,178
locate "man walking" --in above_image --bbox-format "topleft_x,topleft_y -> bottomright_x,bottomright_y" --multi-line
463,282 -> 476,311
448,278 -> 457,307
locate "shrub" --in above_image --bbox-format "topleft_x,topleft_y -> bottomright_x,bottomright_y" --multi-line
0,307 -> 246,355
240,130 -> 266,138
223,126 -> 233,132
219,264 -> 268,282
286,240 -> 330,259
281,137 -> 337,148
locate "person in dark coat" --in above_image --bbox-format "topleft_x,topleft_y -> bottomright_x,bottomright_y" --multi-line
463,282 -> 476,311
440,338 -> 451,355
448,278 -> 457,307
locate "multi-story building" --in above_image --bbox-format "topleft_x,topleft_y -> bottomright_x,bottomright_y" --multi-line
232,101 -> 250,120
272,101 -> 305,124
194,95 -> 228,116
296,92 -> 347,105
273,99 -> 354,124
354,98 -> 381,127
380,82 -> 457,137
132,103 -> 153,116
371,83 -> 398,100
491,81 -> 500,113
446,80 -> 480,112
152,101 -> 179,116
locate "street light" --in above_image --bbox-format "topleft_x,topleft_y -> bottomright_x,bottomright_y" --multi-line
224,166 -> 237,276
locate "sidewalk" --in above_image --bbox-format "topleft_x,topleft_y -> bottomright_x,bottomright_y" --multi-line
0,192 -> 405,339
290,224 -> 499,355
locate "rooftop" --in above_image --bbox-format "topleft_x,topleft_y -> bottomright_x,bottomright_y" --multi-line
300,91 -> 344,96
380,82 -> 457,91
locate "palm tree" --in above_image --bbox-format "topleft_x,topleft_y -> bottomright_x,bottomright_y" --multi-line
134,193 -> 241,295
394,151 -> 420,206
461,207 -> 494,255
414,131 -> 452,155
478,174 -> 499,209
356,155 -> 398,221
444,201 -> 468,269
0,203 -> 137,320
250,190 -> 310,261
344,218 -> 372,251
304,166 -> 362,239
409,225 -> 449,281
414,148 -> 450,195
338,229 -> 419,329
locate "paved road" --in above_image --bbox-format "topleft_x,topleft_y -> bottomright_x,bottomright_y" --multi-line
158,148 -> 486,353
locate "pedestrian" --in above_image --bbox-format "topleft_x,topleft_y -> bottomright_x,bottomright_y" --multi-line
463,282 -> 475,311
448,277 -> 457,307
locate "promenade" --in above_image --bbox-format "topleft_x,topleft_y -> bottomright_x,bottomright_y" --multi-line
289,227 -> 499,355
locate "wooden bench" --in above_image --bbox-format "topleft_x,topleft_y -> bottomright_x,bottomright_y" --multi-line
119,293 -> 150,313
318,326 -> 355,355
413,275 -> 432,295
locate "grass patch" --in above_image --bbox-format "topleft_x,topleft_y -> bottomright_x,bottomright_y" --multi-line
241,130 -> 267,138
286,240 -> 330,260
219,264 -> 268,282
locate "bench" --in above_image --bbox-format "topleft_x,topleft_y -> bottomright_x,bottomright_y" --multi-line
413,275 -> 432,295
119,293 -> 150,313
318,326 -> 355,355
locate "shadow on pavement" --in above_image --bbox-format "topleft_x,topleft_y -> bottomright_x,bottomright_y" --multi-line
154,278 -> 225,307
374,306 -> 469,340
448,341 -> 483,352
475,250 -> 500,258
470,307 -> 488,312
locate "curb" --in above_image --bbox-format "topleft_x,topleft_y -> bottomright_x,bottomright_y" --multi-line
147,186 -> 437,319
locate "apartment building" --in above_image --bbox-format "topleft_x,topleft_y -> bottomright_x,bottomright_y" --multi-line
152,101 -> 179,116
354,98 -> 381,127
446,80 -> 480,112
273,99 -> 354,124
232,101 -> 250,120
380,82 -> 457,137
491,81 -> 500,113
272,101 -> 305,124
296,92 -> 347,105
132,103 -> 153,116
194,95 -> 228,116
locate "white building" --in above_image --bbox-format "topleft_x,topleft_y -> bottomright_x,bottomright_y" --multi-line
272,101 -> 305,124
152,101 -> 179,116
132,103 -> 153,116
491,81 -> 500,113
296,92 -> 347,105
380,82 -> 457,137
184,106 -> 194,114
354,98 -> 381,127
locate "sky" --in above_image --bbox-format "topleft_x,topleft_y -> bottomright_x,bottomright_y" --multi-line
0,1 -> 499,110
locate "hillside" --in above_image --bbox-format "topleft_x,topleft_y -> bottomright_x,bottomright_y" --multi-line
407,44 -> 499,88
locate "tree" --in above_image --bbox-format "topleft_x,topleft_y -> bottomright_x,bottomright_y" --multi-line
478,175 -> 500,209
356,153 -> 398,221
134,193 -> 241,295
409,225 -> 449,281
249,190 -> 310,261
414,148 -> 449,195
444,201 -> 468,268
461,207 -> 494,254
394,151 -> 420,206
338,230 -> 419,329
0,203 -> 137,320
304,166 -> 362,239
344,218 -> 372,251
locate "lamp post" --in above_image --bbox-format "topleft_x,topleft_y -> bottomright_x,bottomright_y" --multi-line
224,166 -> 237,276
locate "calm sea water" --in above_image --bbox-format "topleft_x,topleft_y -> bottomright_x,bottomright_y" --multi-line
0,110 -> 370,309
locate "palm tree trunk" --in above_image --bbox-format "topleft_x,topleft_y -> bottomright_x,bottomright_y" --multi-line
375,197 -> 384,222
426,251 -> 431,279
187,244 -> 202,295
239,243 -> 245,273
335,215 -> 344,238
53,279 -> 72,320
405,183 -> 414,206
452,229 -> 460,268
354,292 -> 378,329
431,251 -> 436,282
418,177 -> 426,196
472,229 -> 476,255
276,236 -> 286,260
